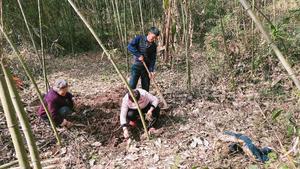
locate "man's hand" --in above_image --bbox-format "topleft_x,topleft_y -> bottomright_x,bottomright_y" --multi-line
149,72 -> 155,79
146,108 -> 154,121
123,127 -> 129,139
61,119 -> 73,128
138,55 -> 144,61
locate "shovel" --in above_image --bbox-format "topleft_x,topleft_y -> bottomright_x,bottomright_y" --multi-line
141,61 -> 169,110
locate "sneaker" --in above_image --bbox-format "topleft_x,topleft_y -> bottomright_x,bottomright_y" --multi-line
129,120 -> 137,127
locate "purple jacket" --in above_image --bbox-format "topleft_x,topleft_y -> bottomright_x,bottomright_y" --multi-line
37,89 -> 73,125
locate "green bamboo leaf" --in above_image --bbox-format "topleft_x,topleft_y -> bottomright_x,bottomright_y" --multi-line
272,109 -> 283,120
287,125 -> 294,137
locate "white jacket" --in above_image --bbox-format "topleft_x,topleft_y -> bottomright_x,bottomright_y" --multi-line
120,88 -> 159,126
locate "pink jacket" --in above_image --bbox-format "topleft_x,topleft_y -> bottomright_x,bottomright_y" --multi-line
120,88 -> 159,126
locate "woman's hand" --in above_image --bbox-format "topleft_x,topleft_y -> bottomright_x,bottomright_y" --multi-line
123,127 -> 129,139
146,108 -> 154,121
61,119 -> 73,128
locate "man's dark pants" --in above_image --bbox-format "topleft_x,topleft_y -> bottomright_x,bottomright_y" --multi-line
129,64 -> 150,91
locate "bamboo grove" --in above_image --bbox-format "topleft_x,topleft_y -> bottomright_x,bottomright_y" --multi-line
0,0 -> 300,168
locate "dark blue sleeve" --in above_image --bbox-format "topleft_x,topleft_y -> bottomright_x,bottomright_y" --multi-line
149,46 -> 157,72
128,36 -> 142,57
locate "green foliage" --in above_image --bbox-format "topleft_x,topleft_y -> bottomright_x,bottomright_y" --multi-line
247,165 -> 259,169
287,124 -> 294,137
3,0 -> 164,55
279,164 -> 289,169
264,152 -> 278,168
272,109 -> 283,120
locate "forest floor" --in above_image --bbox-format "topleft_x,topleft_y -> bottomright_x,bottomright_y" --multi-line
1,49 -> 300,169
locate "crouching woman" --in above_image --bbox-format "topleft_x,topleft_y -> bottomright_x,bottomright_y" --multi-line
37,79 -> 74,128
120,88 -> 160,139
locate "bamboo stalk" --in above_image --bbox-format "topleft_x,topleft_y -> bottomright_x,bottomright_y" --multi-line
111,0 -> 122,45
239,0 -> 300,92
129,0 -> 135,30
1,60 -> 42,169
16,0 -> 42,66
0,0 -> 2,27
141,61 -> 169,109
164,0 -> 172,62
67,0 -> 150,140
0,26 -> 62,145
0,73 -> 30,169
123,0 -> 129,72
38,0 -> 49,92
183,1 -> 191,91
138,0 -> 145,34
251,0 -> 255,74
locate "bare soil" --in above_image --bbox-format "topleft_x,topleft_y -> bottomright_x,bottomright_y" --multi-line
0,51 -> 299,169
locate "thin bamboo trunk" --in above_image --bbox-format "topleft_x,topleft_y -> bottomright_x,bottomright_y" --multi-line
239,0 -> 300,168
38,0 -> 49,93
180,2 -> 185,47
188,1 -> 193,48
129,0 -> 135,30
251,0 -> 255,74
138,0 -> 145,34
16,0 -> 42,66
272,0 -> 276,22
67,0 -> 150,140
123,0 -> 129,73
0,26 -> 62,145
164,1 -> 171,62
115,0 -> 125,46
0,74 -> 30,169
0,0 -> 2,27
1,61 -> 42,169
115,0 -> 127,67
111,0 -> 122,44
183,1 -> 191,91
220,17 -> 229,61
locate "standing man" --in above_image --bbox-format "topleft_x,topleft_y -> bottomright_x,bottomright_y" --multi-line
128,27 -> 160,92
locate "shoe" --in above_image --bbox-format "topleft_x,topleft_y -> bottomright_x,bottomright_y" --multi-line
129,120 -> 137,127
148,127 -> 156,133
